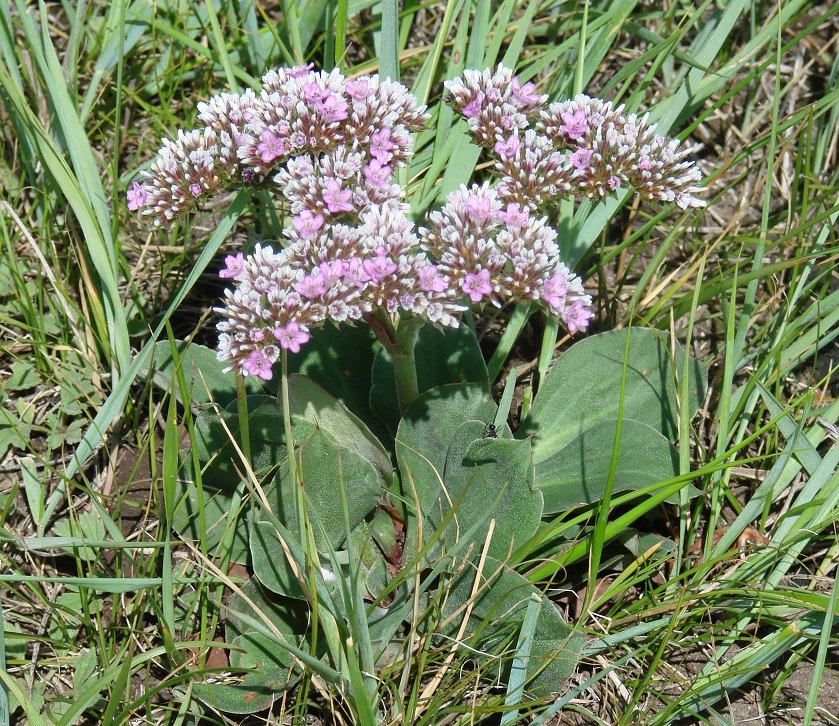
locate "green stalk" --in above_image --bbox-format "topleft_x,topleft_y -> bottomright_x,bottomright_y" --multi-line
281,348 -> 321,706
391,317 -> 423,414
366,311 -> 423,415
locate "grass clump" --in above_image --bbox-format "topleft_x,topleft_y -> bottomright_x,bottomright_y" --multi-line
1,1 -> 838,725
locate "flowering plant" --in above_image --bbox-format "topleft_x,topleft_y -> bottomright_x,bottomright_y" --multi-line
137,64 -> 707,713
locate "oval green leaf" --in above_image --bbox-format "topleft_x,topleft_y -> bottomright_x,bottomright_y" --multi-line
534,419 -> 682,514
521,328 -> 708,464
441,554 -> 585,697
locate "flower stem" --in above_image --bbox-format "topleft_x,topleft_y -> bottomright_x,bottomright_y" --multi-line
392,317 -> 423,414
366,311 -> 423,415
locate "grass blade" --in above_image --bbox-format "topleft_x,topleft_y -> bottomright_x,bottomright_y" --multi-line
499,592 -> 541,725
43,190 -> 253,533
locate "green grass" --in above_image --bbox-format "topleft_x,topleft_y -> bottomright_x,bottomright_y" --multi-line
2,0 -> 839,724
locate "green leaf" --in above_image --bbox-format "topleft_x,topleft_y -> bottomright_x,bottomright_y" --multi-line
195,578 -> 308,713
614,529 -> 678,565
264,428 -> 384,552
522,328 -> 708,460
0,409 -> 31,458
371,324 -> 489,435
397,382 -> 496,485
4,361 -> 40,391
434,421 -> 543,561
225,578 -> 308,667
2,622 -> 28,658
172,456 -> 250,564
226,579 -> 307,642
249,520 -> 307,600
441,555 -> 585,697
535,419 -> 683,514
172,396 -> 291,564
21,459 -> 44,529
396,384 -> 497,562
285,374 -> 393,489
348,515 -> 391,601
71,649 -> 97,691
193,666 -> 296,715
144,341 -> 266,409
286,324 -> 384,443
192,395 -> 292,485
178,376 -> 390,565
377,0 -> 399,82
52,511 -> 106,562
47,417 -> 86,450
58,362 -> 103,416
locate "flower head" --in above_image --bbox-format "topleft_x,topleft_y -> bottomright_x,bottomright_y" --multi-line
317,92 -> 349,122
511,77 -> 544,107
466,193 -> 496,222
242,350 -> 274,379
462,93 -> 485,118
346,78 -> 373,100
133,65 -> 705,376
418,265 -> 448,293
538,95 -> 705,207
370,128 -> 397,163
295,272 -> 327,298
494,134 -> 522,159
127,182 -> 147,211
274,321 -> 310,353
499,202 -> 529,228
219,252 -> 245,279
362,252 -> 398,282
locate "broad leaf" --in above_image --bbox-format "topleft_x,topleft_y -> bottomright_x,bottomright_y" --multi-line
286,375 -> 393,490
194,579 -> 306,714
192,395 -> 291,484
172,456 -> 250,564
441,555 -> 585,697
521,328 -> 708,461
194,649 -> 296,714
349,509 -> 394,601
535,419 -> 682,513
145,341 -> 265,408
268,428 -> 383,552
396,383 -> 497,562
249,520 -> 307,600
286,324 -> 384,442
437,420 -> 543,561
225,577 -> 309,654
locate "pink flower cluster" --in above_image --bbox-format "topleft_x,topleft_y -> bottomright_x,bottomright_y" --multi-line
128,64 -> 427,226
444,65 -> 705,210
420,183 -> 592,333
130,65 -> 709,379
216,201 -> 466,379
